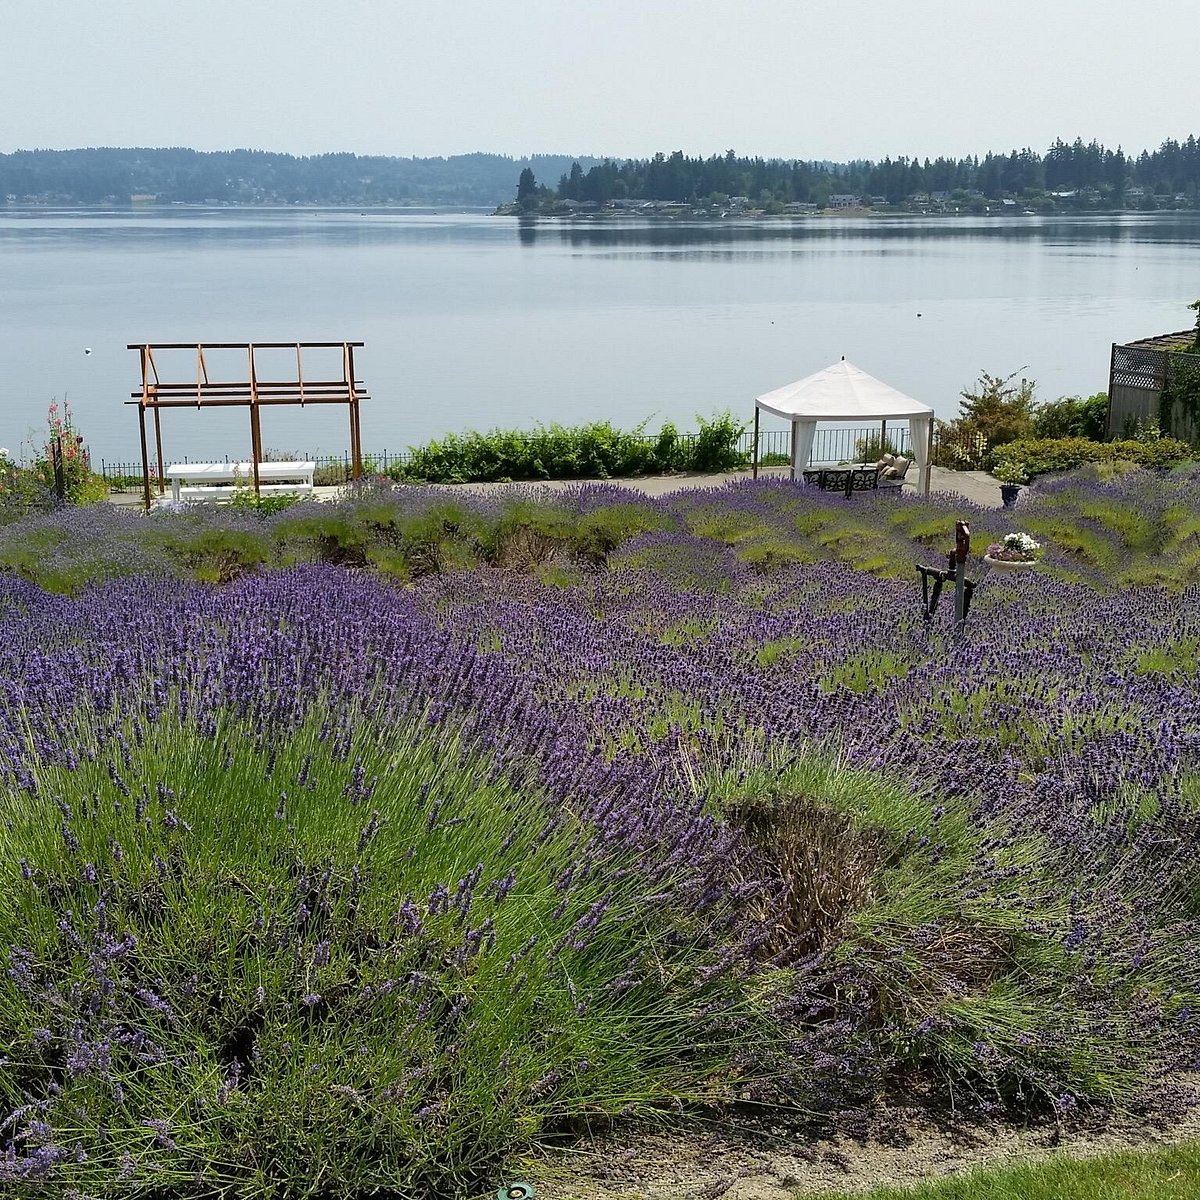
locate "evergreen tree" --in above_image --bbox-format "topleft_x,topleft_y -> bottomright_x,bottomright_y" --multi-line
516,167 -> 538,212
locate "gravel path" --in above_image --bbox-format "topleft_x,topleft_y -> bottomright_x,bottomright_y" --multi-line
527,1092 -> 1200,1199
110,466 -> 1005,509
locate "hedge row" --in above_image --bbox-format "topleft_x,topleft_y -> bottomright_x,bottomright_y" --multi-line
993,436 -> 1195,479
386,413 -> 749,484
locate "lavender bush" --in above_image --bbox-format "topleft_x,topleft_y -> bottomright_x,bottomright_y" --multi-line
1,467 -> 1199,1194
0,571 -> 770,1194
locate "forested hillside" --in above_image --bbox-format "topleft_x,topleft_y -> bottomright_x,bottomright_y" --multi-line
0,148 -> 602,206
542,137 -> 1200,209
5,137 -> 1200,209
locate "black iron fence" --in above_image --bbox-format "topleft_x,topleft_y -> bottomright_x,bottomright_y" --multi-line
97,425 -> 915,490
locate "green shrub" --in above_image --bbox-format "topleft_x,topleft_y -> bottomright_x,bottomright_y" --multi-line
230,491 -> 301,516
479,498 -> 576,569
387,414 -> 747,484
1160,356 -> 1200,442
159,525 -> 273,583
274,511 -> 373,568
573,502 -> 675,563
0,460 -> 54,524
935,371 -> 1039,468
704,750 -> 1152,1108
681,411 -> 750,473
394,501 -> 486,576
993,436 -> 1195,478
1,404 -> 108,519
1032,392 -> 1109,440
313,462 -> 350,487
102,473 -> 147,493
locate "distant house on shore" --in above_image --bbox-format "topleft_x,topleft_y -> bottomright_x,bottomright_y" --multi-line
828,194 -> 859,208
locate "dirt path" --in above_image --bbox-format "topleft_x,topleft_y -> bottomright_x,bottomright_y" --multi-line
524,1096 -> 1200,1199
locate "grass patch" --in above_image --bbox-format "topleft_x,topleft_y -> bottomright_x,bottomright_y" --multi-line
803,1140 -> 1200,1200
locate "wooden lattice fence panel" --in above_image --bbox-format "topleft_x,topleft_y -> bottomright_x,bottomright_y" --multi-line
1107,342 -> 1200,442
1110,343 -> 1167,390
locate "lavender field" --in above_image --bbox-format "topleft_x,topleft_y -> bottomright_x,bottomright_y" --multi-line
2,470 -> 1200,1197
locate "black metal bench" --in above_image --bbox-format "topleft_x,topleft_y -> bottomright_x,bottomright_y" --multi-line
802,465 -> 879,498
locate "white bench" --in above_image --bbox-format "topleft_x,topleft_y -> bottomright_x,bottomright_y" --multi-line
164,461 -> 316,503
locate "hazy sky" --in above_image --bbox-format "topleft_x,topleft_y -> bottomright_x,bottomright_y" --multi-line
3,0 -> 1193,162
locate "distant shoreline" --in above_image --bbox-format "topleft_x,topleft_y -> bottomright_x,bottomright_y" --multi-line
4,200 -> 1196,218
494,204 -> 1196,220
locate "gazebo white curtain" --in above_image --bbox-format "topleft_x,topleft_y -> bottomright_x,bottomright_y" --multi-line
754,359 -> 935,494
789,421 -> 818,478
906,415 -> 930,487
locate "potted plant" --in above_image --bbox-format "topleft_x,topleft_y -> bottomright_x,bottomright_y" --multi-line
984,532 -> 1041,571
992,459 -> 1028,507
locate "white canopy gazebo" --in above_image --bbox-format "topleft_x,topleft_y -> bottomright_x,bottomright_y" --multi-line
752,358 -> 934,494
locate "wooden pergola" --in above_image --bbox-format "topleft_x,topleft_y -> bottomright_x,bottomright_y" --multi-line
127,341 -> 369,510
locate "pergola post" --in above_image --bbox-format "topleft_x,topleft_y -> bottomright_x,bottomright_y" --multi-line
138,404 -> 152,511
752,405 -> 760,479
248,344 -> 262,495
153,406 -> 166,494
347,343 -> 362,479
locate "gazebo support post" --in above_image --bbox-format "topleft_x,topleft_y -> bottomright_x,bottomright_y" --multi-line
138,405 -> 152,511
752,406 -> 760,479
925,419 -> 935,495
879,419 -> 887,460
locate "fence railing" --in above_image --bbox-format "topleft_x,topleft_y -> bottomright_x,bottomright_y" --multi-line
96,425 -> 914,490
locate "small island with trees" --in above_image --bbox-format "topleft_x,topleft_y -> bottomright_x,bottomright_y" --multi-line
503,137 -> 1200,217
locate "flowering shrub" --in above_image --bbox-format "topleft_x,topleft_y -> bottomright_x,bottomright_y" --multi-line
32,400 -> 108,506
986,532 -> 1041,561
992,460 -> 1029,486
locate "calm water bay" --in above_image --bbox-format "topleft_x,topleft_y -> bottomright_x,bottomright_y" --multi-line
2,207 -> 1199,466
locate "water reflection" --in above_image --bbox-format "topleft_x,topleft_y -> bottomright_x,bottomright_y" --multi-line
4,208 -> 1198,254
0,207 -> 502,249
516,217 -> 539,247
541,213 -> 1200,253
